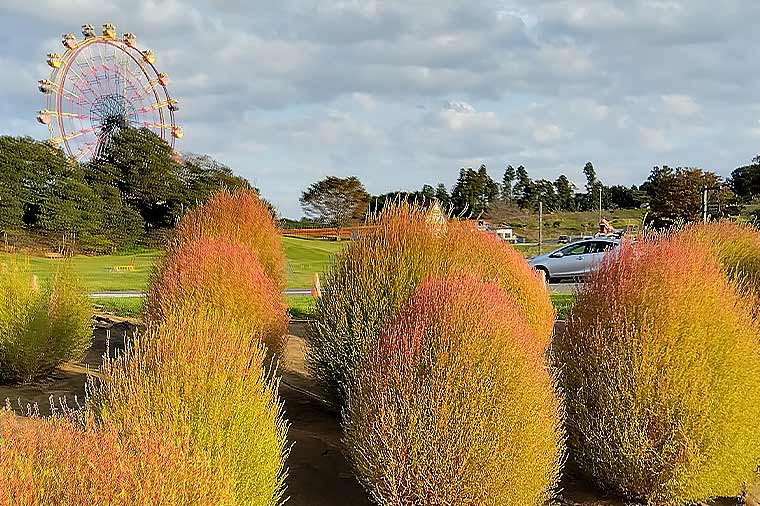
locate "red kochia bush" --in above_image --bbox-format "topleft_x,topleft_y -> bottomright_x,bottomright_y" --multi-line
558,238 -> 760,504
173,189 -> 285,288
0,410 -> 230,506
144,237 -> 288,359
344,276 -> 564,506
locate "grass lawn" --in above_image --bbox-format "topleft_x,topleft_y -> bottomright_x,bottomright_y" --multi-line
91,297 -> 145,318
0,251 -> 158,293
282,236 -> 345,288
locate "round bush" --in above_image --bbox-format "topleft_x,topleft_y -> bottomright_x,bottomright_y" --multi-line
675,220 -> 760,299
92,309 -> 288,506
173,189 -> 285,288
144,237 -> 288,361
343,276 -> 563,505
557,238 -> 760,504
0,264 -> 91,382
307,203 -> 552,405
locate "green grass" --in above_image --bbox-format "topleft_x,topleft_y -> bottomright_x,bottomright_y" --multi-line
282,237 -> 345,288
550,292 -> 575,319
0,252 -> 157,293
91,297 -> 145,318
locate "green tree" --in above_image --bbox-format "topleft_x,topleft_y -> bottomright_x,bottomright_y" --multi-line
642,166 -> 730,223
92,128 -> 183,229
300,176 -> 370,229
501,165 -> 516,201
451,165 -> 499,216
554,175 -> 575,211
731,155 -> 760,201
435,183 -> 450,209
513,165 -> 534,209
179,154 -> 251,204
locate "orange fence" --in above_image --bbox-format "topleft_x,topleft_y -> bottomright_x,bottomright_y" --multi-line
281,226 -> 378,240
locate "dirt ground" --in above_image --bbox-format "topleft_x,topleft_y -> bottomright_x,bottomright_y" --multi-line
0,317 -> 746,506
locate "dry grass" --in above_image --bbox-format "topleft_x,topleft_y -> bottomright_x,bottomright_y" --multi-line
343,276 -> 563,505
557,238 -> 760,504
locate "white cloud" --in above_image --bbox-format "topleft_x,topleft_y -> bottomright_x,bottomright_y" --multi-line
661,94 -> 701,117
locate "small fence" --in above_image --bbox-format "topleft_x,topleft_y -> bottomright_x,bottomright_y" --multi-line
282,226 -> 378,240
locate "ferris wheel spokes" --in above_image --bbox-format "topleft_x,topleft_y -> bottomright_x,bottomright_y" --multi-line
37,23 -> 181,161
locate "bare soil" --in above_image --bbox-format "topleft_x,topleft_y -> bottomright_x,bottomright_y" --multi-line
0,317 -> 746,506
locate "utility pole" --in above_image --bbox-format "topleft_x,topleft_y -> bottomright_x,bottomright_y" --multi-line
538,201 -> 543,256
702,186 -> 708,223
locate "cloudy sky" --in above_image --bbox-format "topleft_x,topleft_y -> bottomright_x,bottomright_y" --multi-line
2,1 -> 760,217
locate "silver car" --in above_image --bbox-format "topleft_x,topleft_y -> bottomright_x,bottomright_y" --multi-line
528,238 -> 619,282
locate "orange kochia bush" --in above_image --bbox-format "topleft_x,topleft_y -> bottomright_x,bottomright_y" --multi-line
173,189 -> 285,288
144,237 -> 288,359
344,276 -> 563,506
0,410 -> 230,506
557,238 -> 760,504
307,203 -> 553,406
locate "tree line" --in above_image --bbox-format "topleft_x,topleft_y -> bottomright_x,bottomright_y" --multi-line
0,129 -> 250,252
300,158 -> 760,229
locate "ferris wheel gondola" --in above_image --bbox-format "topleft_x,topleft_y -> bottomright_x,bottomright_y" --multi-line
37,23 -> 183,161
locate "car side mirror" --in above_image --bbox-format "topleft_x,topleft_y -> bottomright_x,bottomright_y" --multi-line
550,252 -> 564,258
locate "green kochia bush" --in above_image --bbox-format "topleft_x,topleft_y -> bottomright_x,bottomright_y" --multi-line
557,238 -> 760,505
0,263 -> 92,382
307,203 -> 553,406
344,276 -> 563,505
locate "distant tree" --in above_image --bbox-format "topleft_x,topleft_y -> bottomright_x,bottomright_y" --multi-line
179,154 -> 250,204
301,176 -> 370,229
731,155 -> 760,201
421,185 -> 436,200
581,162 -> 603,212
91,127 -> 184,229
607,185 -> 648,209
501,165 -> 516,201
38,172 -> 104,247
642,166 -> 732,223
513,165 -> 534,209
435,183 -> 450,209
451,165 -> 499,216
533,179 -> 559,211
554,175 -> 576,211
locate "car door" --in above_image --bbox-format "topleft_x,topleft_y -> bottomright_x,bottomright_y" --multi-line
585,241 -> 615,275
549,242 -> 589,278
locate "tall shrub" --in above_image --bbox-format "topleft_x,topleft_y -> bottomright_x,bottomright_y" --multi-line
173,189 -> 285,288
675,220 -> 760,299
90,309 -> 289,506
307,203 -> 552,405
344,276 -> 563,505
0,409 -> 230,506
144,237 -> 288,360
557,238 -> 760,504
0,263 -> 91,382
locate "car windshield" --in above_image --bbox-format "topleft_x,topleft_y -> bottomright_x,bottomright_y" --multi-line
559,243 -> 587,256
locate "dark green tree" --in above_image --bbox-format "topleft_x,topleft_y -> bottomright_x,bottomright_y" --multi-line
91,127 -> 184,229
435,183 -> 450,208
179,154 -> 251,204
513,165 -> 534,209
554,175 -> 575,211
731,156 -> 760,201
642,166 -> 732,223
501,165 -> 516,201
451,165 -> 499,216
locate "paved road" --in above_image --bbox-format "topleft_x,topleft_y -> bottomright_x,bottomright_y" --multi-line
90,285 -> 579,298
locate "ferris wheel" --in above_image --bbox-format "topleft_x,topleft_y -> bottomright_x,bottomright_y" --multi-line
37,24 -> 183,161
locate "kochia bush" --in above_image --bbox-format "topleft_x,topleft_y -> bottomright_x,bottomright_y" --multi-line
90,310 -> 289,506
675,220 -> 760,299
0,263 -> 91,382
144,237 -> 288,360
343,276 -> 563,505
307,203 -> 552,405
557,238 -> 760,504
0,409 -> 230,506
172,189 -> 286,288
